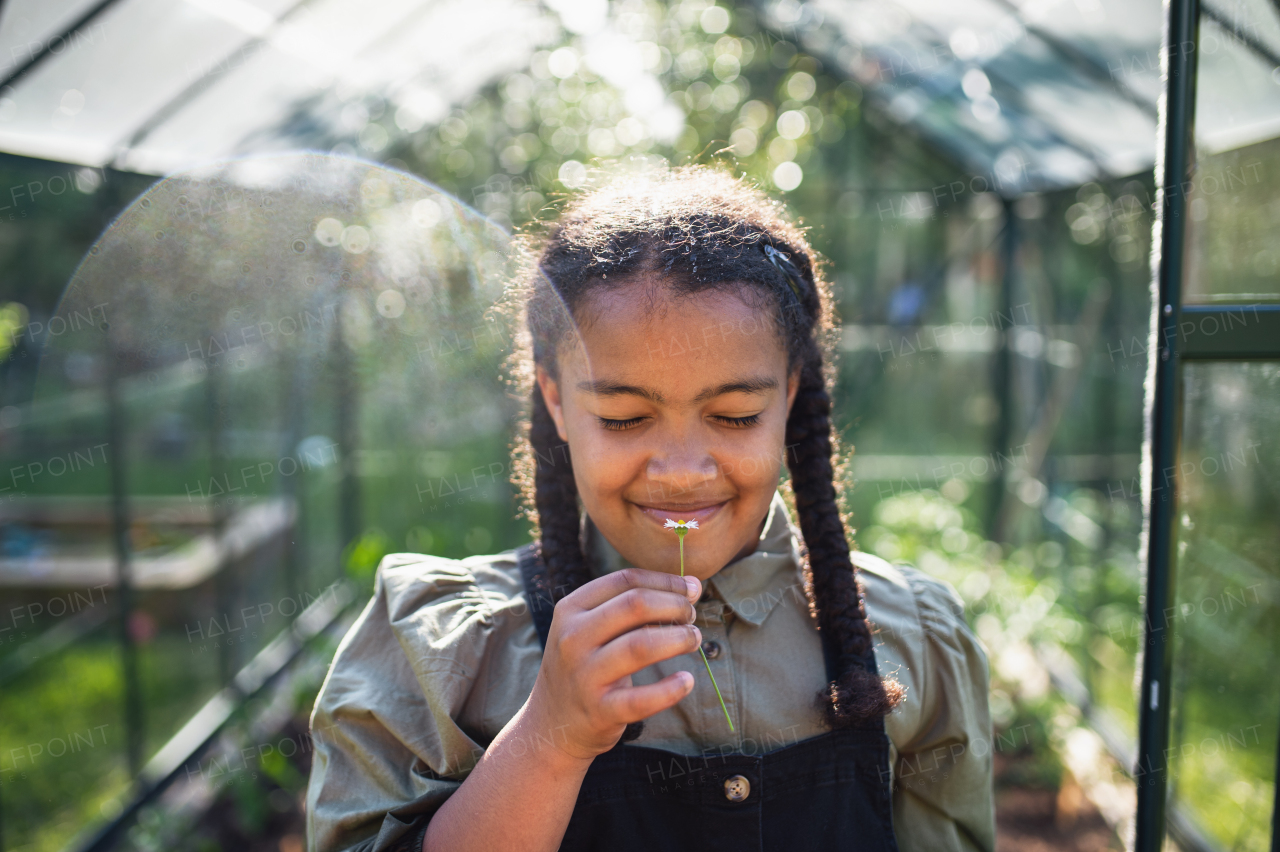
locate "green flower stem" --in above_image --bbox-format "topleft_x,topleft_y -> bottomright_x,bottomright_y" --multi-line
677,529 -> 735,733
699,645 -> 734,732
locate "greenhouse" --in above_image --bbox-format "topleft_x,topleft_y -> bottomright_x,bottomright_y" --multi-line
0,0 -> 1275,850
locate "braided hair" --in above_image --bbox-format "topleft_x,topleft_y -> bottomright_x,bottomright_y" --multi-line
499,164 -> 903,729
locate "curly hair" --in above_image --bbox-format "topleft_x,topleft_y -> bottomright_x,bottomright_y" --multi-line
495,163 -> 903,733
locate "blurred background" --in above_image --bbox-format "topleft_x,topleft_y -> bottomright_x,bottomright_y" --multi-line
0,0 -> 1276,850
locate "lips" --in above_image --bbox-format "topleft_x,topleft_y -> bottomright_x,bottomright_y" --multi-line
634,499 -> 730,527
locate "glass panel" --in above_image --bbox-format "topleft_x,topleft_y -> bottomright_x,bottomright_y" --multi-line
1184,3 -> 1280,304
1184,132 -> 1280,305
0,0 -> 107,78
1164,361 -> 1280,849
0,0 -> 271,166
1011,0 -> 1165,107
120,0 -> 547,175
789,0 -> 1160,190
0,152 -> 521,849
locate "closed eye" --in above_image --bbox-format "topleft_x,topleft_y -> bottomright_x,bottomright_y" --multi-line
597,416 -> 646,432
595,413 -> 762,432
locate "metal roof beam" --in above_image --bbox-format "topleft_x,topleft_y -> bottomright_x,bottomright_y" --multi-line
1201,0 -> 1280,71
987,0 -> 1158,119
0,0 -> 129,92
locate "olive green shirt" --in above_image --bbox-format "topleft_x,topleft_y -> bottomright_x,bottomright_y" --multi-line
306,490 -> 995,852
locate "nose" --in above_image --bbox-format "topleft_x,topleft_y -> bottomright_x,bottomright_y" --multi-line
644,431 -> 721,502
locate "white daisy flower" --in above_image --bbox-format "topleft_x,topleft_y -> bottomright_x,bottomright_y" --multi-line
663,518 -> 700,530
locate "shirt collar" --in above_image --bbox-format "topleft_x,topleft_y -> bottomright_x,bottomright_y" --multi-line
584,489 -> 803,628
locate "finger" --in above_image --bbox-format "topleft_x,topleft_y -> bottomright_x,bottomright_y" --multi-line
577,587 -> 697,647
568,567 -> 700,611
600,671 -> 696,724
591,623 -> 702,684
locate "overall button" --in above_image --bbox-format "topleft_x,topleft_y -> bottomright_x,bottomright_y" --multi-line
701,639 -> 721,660
723,774 -> 750,802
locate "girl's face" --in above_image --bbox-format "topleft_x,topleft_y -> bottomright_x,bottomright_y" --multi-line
537,281 -> 800,581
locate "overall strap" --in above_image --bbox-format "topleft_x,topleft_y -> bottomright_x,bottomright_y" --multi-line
819,623 -> 842,686
517,542 -> 556,649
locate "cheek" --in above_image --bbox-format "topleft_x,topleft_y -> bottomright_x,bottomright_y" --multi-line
720,430 -> 786,484
566,425 -> 639,494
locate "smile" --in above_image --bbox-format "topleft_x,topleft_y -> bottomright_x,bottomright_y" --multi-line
634,499 -> 729,527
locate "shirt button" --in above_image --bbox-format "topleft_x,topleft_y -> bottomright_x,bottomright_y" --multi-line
701,639 -> 721,660
723,774 -> 750,802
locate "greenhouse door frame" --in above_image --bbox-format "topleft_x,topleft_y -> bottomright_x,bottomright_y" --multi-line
1135,0 -> 1280,849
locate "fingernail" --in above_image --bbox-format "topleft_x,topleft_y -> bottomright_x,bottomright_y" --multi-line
684,577 -> 699,599
692,626 -> 702,644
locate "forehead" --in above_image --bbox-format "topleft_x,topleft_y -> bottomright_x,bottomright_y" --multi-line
561,282 -> 787,381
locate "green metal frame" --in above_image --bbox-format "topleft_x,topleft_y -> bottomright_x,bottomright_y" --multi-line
1179,305 -> 1280,360
1137,1 -> 1280,850
1135,0 -> 1200,848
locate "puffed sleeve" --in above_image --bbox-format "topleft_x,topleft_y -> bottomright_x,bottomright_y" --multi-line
305,550 -> 541,852
890,568 -> 995,852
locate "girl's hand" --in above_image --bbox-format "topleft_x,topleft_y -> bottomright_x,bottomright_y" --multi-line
524,568 -> 703,762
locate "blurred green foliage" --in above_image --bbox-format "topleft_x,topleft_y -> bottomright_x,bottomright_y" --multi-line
859,486 -> 1143,793
1,641 -> 139,852
343,527 -> 392,586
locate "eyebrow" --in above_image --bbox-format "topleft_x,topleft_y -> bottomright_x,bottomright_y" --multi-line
575,375 -> 779,404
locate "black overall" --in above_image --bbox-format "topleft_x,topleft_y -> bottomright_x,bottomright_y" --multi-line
516,543 -> 901,852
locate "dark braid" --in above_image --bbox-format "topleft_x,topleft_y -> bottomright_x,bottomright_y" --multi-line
499,165 -> 903,728
529,382 -> 593,599
787,335 -> 906,727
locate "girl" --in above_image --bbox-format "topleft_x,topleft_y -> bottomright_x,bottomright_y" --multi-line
306,165 -> 994,852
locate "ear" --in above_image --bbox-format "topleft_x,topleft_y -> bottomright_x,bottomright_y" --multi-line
784,362 -> 801,419
535,364 -> 570,443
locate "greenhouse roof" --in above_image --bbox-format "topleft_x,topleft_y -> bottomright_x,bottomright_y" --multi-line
0,0 -> 554,173
0,0 -> 1277,191
771,0 -> 1280,192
